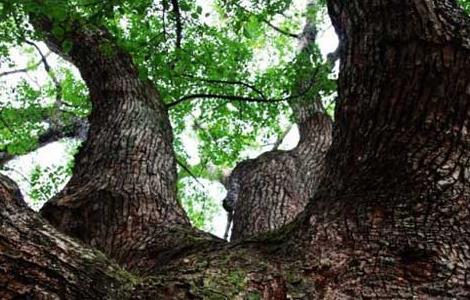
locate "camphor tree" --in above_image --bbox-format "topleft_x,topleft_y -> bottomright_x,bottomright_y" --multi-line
1,0 -> 470,298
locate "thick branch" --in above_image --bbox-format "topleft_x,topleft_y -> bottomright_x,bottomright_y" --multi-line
0,173 -> 135,299
278,0 -> 470,297
224,9 -> 333,240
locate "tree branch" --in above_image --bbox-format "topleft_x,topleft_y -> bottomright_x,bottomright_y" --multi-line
170,0 -> 183,49
178,74 -> 267,100
0,57 -> 46,78
176,157 -> 206,190
24,40 -> 63,106
262,19 -> 300,39
232,3 -> 300,39
167,69 -> 320,108
272,123 -> 293,151
167,93 -> 286,108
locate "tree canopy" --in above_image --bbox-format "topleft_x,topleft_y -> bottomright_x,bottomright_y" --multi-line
0,0 -> 337,230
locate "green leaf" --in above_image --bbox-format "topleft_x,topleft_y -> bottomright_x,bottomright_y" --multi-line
62,40 -> 73,53
51,25 -> 65,39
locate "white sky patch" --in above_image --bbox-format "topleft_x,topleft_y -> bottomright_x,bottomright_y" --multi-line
3,140 -> 72,210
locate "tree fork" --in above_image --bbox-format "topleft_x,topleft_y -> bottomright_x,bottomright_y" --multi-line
0,173 -> 320,299
2,0 -> 470,298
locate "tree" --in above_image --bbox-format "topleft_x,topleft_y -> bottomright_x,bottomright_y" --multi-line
2,0 -> 470,298
223,5 -> 335,240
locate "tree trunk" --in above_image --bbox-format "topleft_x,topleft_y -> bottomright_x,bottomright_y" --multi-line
0,173 -> 135,299
0,173 -> 314,299
225,7 -> 334,240
3,0 -> 470,298
30,16 -> 218,272
280,0 -> 470,297
226,112 -> 332,241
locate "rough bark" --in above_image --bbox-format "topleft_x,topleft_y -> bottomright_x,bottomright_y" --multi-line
3,0 -> 470,298
29,15 -> 218,271
226,112 -> 332,241
0,173 -> 136,299
224,5 -> 334,240
280,0 -> 470,297
0,173 -> 317,299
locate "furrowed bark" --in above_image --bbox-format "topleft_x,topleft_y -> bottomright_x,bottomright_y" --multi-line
29,15 -> 218,271
227,112 -> 332,241
5,1 -> 470,298
282,0 -> 470,297
0,173 -> 136,299
224,3 -> 333,240
0,174 -> 319,299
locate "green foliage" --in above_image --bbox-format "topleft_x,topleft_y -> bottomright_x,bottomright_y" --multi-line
0,0 -> 337,230
60,68 -> 91,117
0,80 -> 48,155
177,178 -> 221,231
459,0 -> 470,13
28,140 -> 78,204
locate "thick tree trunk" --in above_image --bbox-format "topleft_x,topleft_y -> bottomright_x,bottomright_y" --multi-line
225,7 -> 333,240
227,112 -> 332,241
30,16 -> 218,271
3,0 -> 470,298
280,0 -> 470,297
0,173 -> 314,299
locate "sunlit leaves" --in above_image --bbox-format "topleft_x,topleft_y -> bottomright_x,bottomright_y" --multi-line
28,140 -> 78,204
459,0 -> 470,13
60,69 -> 90,117
177,177 -> 222,231
1,0 -> 337,231
0,80 -> 48,155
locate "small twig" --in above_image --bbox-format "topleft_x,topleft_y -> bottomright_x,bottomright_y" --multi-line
176,158 -> 206,190
167,93 -> 285,108
0,53 -> 50,78
24,40 -> 64,126
178,74 -> 267,100
263,19 -> 300,39
167,69 -> 319,108
1,67 -> 32,78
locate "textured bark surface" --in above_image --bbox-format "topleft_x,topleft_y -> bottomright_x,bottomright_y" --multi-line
227,112 -> 332,241
30,17 -> 217,271
0,173 -> 136,299
0,173 -> 318,299
280,0 -> 470,297
225,8 -> 333,240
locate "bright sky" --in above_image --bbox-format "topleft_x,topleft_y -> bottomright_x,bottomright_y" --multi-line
0,3 -> 338,239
